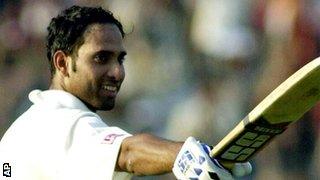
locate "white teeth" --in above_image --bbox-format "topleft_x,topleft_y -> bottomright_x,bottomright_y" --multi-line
102,85 -> 117,91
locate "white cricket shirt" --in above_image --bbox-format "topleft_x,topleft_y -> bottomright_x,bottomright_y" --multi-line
0,89 -> 132,180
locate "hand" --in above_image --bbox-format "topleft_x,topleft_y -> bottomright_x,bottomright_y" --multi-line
173,137 -> 252,180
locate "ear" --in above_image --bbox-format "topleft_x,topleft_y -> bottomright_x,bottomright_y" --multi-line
53,50 -> 70,77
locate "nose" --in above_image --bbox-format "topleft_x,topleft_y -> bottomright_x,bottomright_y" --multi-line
107,62 -> 125,81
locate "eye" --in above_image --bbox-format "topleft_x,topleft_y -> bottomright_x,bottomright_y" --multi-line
94,53 -> 111,63
118,56 -> 126,65
118,53 -> 127,65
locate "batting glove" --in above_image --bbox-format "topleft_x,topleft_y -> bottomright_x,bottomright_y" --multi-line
173,137 -> 252,180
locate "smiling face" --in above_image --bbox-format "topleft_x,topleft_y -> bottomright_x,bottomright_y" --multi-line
63,23 -> 126,111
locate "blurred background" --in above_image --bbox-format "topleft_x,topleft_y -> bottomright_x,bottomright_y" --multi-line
1,0 -> 320,179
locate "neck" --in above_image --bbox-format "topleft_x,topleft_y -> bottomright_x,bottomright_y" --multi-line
49,75 -> 66,90
49,75 -> 97,112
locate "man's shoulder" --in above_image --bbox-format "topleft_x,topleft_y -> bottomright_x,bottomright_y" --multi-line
3,92 -> 103,139
0,101 -> 104,150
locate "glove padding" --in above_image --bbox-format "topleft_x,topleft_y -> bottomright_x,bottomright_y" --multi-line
173,137 -> 252,180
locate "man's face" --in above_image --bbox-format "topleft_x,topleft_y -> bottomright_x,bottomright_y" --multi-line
65,23 -> 126,111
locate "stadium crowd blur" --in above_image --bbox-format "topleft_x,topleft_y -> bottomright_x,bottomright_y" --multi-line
1,0 -> 320,179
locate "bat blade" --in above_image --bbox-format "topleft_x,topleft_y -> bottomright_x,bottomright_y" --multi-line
210,57 -> 320,163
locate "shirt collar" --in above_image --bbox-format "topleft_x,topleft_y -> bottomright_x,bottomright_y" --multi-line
28,89 -> 91,111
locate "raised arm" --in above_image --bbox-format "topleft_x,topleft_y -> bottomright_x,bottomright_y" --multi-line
116,133 -> 182,175
116,134 -> 252,179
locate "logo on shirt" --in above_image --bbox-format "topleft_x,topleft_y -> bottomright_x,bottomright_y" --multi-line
3,163 -> 11,177
102,134 -> 125,144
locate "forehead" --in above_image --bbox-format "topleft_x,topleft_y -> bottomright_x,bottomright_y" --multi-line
80,23 -> 125,53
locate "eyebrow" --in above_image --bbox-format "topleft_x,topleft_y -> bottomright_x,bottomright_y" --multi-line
96,50 -> 127,57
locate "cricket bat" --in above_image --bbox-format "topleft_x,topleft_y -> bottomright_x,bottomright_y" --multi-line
210,57 -> 320,163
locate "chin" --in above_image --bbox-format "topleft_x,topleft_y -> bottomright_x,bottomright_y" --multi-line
97,101 -> 115,111
100,105 -> 115,111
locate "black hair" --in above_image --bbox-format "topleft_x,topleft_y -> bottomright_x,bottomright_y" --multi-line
46,5 -> 125,76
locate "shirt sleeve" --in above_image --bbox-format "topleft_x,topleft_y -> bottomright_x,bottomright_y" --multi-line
59,113 -> 132,180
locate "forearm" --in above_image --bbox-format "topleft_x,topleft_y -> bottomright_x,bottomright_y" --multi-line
116,133 -> 183,176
